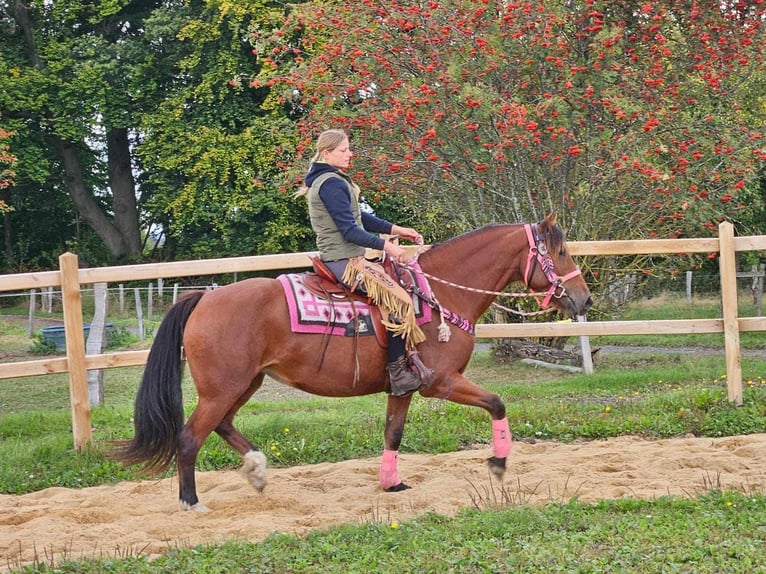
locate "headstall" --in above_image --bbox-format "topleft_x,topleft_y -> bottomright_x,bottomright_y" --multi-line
523,223 -> 582,309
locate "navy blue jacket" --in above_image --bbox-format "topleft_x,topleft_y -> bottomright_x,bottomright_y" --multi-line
304,162 -> 392,252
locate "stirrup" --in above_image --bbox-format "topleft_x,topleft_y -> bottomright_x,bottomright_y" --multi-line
408,351 -> 434,388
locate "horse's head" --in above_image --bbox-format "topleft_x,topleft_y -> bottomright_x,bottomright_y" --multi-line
522,212 -> 592,317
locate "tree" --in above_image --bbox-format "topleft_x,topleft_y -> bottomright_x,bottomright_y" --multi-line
135,0 -> 313,260
0,122 -> 14,209
0,0 -> 155,264
0,120 -> 15,264
258,0 -> 766,294
0,0 -> 314,269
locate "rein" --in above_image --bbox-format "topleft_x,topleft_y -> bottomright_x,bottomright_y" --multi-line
400,223 -> 583,330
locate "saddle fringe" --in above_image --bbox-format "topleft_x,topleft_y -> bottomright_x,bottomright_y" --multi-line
342,257 -> 426,350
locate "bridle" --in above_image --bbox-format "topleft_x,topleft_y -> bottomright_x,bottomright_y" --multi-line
522,223 -> 582,309
399,222 -> 582,326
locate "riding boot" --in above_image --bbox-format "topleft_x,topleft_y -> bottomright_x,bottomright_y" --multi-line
387,355 -> 422,396
386,331 -> 422,396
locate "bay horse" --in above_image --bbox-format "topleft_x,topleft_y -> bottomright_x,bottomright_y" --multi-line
113,212 -> 592,511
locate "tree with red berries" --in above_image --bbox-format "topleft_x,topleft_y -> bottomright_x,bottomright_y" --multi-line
258,0 -> 766,286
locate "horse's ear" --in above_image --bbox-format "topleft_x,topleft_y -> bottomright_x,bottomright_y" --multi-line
541,211 -> 557,230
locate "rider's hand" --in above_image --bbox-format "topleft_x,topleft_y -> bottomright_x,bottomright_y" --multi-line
384,241 -> 410,264
391,225 -> 424,246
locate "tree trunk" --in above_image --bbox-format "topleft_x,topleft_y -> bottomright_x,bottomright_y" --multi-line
107,128 -> 142,255
52,136 -> 134,258
13,0 -> 43,68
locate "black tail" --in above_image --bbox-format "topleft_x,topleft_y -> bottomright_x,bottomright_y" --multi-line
112,291 -> 204,474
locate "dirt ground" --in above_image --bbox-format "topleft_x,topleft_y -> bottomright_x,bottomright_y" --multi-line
2,433 -> 766,570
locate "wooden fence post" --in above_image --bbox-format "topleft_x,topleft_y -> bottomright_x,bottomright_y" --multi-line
59,252 -> 92,450
718,222 -> 743,406
46,286 -> 54,312
754,264 -> 764,317
148,282 -> 154,320
576,315 -> 593,375
134,288 -> 145,340
685,271 -> 693,304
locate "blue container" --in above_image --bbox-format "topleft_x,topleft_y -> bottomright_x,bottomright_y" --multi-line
40,323 -> 113,352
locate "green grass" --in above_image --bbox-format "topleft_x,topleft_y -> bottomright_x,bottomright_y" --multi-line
3,296 -> 766,573
1,350 -> 765,497
10,493 -> 766,573
592,291 -> 766,349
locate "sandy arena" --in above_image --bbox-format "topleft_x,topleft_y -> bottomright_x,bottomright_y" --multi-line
2,433 -> 766,569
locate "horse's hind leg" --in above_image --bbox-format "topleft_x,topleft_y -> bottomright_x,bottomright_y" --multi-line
177,407 -> 220,512
177,375 -> 263,512
214,373 -> 268,493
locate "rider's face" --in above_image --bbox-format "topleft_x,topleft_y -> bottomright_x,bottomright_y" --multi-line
323,138 -> 353,170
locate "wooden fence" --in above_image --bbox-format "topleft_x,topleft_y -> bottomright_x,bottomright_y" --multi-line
1,221 -> 764,450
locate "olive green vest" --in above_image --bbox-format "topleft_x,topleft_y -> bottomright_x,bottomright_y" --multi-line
307,172 -> 366,261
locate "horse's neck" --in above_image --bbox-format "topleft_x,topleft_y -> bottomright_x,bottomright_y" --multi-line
420,225 -> 527,322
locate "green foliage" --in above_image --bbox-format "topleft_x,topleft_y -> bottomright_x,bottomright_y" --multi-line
0,0 -> 156,266
136,2 -> 314,259
260,0 -> 766,284
3,0 -> 766,276
104,324 -> 137,350
28,333 -> 56,356
0,0 -> 316,270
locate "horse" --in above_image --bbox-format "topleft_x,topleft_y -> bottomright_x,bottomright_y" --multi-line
113,212 -> 592,511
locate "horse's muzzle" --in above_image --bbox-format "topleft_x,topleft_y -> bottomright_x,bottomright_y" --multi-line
562,292 -> 592,318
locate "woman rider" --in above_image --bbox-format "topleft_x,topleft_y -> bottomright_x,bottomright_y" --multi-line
297,129 -> 429,396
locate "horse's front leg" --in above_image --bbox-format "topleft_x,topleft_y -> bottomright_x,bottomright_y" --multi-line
422,372 -> 511,480
380,393 -> 414,491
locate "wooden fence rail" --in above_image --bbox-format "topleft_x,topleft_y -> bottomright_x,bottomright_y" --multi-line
0,221 -> 764,449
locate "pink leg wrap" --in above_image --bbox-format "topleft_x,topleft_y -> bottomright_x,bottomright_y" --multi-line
492,418 -> 512,458
379,449 -> 401,490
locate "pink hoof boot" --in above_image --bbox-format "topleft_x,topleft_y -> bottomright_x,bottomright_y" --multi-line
492,418 -> 512,459
380,449 -> 403,490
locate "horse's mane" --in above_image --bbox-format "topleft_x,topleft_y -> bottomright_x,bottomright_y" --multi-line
424,223 -> 513,256
424,220 -> 566,257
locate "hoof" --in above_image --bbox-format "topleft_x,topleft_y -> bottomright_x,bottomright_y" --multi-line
241,450 -> 268,492
180,500 -> 210,512
487,456 -> 506,480
385,482 -> 412,492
